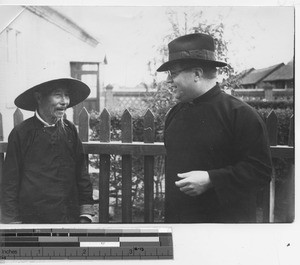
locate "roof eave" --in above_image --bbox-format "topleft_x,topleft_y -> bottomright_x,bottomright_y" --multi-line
25,6 -> 99,47
0,7 -> 26,35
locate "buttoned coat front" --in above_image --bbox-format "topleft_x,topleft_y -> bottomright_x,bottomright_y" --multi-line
2,116 -> 93,223
164,85 -> 272,223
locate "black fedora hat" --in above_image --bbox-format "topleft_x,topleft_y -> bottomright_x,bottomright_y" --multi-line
157,33 -> 227,72
14,78 -> 90,111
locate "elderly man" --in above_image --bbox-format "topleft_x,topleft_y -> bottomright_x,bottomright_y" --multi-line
2,78 -> 94,224
157,33 -> 272,223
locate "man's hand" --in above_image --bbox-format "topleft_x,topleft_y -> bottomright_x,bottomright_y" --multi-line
175,171 -> 212,196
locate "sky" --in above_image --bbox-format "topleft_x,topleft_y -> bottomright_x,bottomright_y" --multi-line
0,3 -> 296,87
53,5 -> 295,87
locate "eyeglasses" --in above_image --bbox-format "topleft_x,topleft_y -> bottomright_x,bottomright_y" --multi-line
166,68 -> 190,79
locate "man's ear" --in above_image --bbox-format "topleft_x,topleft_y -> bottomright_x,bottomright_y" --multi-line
194,68 -> 203,81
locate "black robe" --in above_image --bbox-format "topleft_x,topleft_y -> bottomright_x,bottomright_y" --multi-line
2,116 -> 93,223
164,85 -> 272,223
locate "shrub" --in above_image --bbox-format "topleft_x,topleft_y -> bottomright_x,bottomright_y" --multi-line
90,108 -> 165,222
245,100 -> 294,110
89,98 -> 294,222
255,108 -> 294,145
253,106 -> 294,222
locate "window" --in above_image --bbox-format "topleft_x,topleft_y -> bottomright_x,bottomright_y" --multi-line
70,62 -> 99,99
81,74 -> 98,98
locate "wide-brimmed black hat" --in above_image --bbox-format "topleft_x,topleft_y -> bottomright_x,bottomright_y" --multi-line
157,33 -> 227,72
14,78 -> 90,111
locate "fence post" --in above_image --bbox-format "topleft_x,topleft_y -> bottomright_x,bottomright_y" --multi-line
264,84 -> 274,101
144,109 -> 155,222
78,107 -> 90,142
78,107 -> 91,221
286,115 -> 295,222
0,113 -> 3,221
265,110 -> 278,222
13,108 -> 23,126
105,84 -> 114,110
288,115 -> 294,147
0,112 -> 3,141
99,108 -> 111,223
121,109 -> 132,223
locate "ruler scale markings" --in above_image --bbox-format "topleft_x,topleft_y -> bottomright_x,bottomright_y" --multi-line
1,247 -> 173,259
111,247 -> 123,257
0,228 -> 173,260
98,247 -> 110,257
144,246 -> 157,256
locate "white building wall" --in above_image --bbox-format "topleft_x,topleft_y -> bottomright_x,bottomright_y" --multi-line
0,8 -> 104,140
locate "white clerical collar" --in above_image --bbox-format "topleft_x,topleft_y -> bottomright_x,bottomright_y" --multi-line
35,110 -> 56,127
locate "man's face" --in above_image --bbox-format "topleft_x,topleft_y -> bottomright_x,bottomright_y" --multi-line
166,66 -> 196,103
37,88 -> 70,123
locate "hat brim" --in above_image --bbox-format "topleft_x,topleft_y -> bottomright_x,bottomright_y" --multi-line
14,78 -> 91,111
156,58 -> 227,72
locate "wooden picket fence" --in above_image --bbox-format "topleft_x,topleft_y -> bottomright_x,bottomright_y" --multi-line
0,108 -> 295,223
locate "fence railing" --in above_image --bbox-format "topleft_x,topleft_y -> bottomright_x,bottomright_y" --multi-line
0,107 -> 294,223
232,88 -> 293,101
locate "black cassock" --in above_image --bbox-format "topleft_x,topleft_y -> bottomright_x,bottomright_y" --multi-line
164,85 -> 272,223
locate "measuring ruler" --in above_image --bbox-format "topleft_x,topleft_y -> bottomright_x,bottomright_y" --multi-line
0,228 -> 173,260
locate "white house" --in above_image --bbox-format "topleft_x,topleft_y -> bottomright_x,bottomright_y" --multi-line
0,6 -> 106,140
